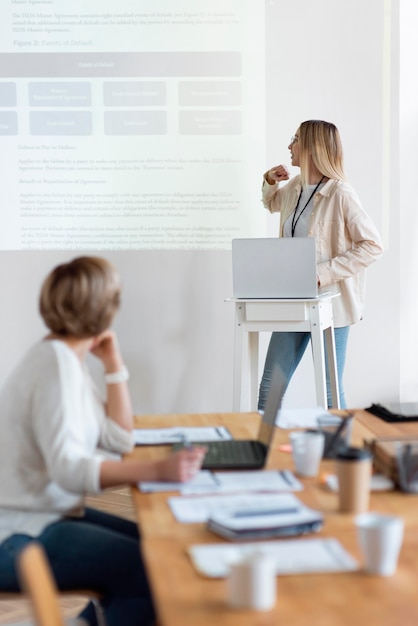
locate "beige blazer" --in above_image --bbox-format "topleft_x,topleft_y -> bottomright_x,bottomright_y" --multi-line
262,175 -> 384,327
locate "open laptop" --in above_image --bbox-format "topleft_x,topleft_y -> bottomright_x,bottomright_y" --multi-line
172,365 -> 286,470
232,237 -> 318,299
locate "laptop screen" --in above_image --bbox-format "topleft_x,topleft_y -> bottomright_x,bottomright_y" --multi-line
232,237 -> 318,299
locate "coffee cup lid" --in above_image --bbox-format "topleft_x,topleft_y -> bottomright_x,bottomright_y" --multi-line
336,446 -> 372,461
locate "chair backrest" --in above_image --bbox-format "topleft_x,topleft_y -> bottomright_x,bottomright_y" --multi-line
18,542 -> 66,626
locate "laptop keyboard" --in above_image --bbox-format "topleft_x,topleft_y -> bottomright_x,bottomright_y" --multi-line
172,440 -> 267,468
201,440 -> 267,469
204,441 -> 258,464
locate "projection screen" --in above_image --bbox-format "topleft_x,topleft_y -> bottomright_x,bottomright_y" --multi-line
0,0 -> 265,250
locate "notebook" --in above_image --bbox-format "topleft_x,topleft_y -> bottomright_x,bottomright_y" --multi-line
172,365 -> 286,470
232,237 -> 318,299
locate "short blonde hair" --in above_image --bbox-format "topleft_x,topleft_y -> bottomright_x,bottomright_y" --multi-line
39,256 -> 121,338
298,120 -> 345,186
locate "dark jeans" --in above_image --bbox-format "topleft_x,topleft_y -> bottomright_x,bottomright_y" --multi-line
0,507 -> 155,626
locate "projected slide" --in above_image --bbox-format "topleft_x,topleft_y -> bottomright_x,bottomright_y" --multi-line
0,1 -> 265,250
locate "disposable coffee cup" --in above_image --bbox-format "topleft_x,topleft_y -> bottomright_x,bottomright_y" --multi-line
227,552 -> 276,611
290,430 -> 325,477
335,447 -> 372,513
355,512 -> 404,576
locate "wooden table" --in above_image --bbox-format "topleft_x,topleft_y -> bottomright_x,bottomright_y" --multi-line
128,410 -> 418,626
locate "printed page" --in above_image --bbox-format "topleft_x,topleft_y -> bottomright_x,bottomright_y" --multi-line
188,538 -> 359,578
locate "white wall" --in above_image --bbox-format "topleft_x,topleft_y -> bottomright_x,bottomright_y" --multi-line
399,1 -> 418,401
1,0 -> 412,414
0,250 -> 235,414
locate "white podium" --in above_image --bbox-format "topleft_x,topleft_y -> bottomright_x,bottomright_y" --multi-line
230,295 -> 341,411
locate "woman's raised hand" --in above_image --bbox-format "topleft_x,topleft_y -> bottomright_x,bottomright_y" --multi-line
90,330 -> 124,372
266,164 -> 290,184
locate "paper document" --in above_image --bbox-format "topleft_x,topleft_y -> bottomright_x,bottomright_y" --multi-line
168,492 -> 314,524
325,473 -> 395,493
142,470 -> 303,495
276,407 -> 331,429
188,538 -> 359,578
211,469 -> 302,493
139,471 -> 218,493
206,492 -> 323,540
175,469 -> 302,496
134,426 -> 231,445
140,469 -> 302,496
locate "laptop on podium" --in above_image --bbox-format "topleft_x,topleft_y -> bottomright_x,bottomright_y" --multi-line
173,365 -> 286,470
232,237 -> 318,299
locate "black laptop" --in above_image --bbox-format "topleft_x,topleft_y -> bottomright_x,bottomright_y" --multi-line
172,366 -> 286,469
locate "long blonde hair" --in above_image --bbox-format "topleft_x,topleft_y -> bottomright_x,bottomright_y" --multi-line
298,120 -> 345,186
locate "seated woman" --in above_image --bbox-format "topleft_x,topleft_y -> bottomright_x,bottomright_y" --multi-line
0,256 -> 206,626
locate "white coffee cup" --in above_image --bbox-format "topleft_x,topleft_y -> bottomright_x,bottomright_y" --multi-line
227,552 -> 276,611
355,512 -> 404,576
289,430 -> 325,477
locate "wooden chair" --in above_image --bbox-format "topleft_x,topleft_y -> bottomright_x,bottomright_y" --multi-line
14,543 -> 105,626
0,590 -> 103,626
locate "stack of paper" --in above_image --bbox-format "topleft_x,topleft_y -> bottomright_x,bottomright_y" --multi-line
276,407 -> 331,429
139,470 -> 217,493
206,492 -> 323,540
168,492 -> 322,533
139,469 -> 302,495
134,426 -> 231,445
188,538 -> 358,578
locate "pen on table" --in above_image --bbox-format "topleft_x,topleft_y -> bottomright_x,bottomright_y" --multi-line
279,469 -> 295,487
212,472 -> 222,486
233,507 -> 299,518
180,435 -> 193,450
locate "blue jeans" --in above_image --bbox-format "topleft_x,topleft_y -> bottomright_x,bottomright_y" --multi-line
258,327 -> 349,411
0,508 -> 155,626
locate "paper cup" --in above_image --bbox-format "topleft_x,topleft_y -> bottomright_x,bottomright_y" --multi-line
290,430 -> 325,477
227,552 -> 276,611
335,447 -> 372,513
356,512 -> 404,576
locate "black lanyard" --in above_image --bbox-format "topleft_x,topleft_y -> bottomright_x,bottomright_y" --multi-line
291,176 -> 324,237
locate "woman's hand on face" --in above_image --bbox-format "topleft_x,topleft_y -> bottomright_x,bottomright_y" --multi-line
157,447 -> 207,483
90,330 -> 124,372
267,165 -> 290,184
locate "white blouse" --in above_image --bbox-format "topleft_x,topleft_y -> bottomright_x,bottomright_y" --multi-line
0,340 -> 134,544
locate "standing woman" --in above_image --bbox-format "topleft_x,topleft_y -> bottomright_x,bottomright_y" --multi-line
0,256 -> 206,626
258,120 -> 383,410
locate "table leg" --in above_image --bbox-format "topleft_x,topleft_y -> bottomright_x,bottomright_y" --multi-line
248,331 -> 259,411
309,304 -> 328,409
324,326 -> 341,409
233,321 -> 244,411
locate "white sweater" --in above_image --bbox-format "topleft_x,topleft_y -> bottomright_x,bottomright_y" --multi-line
0,340 -> 134,544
